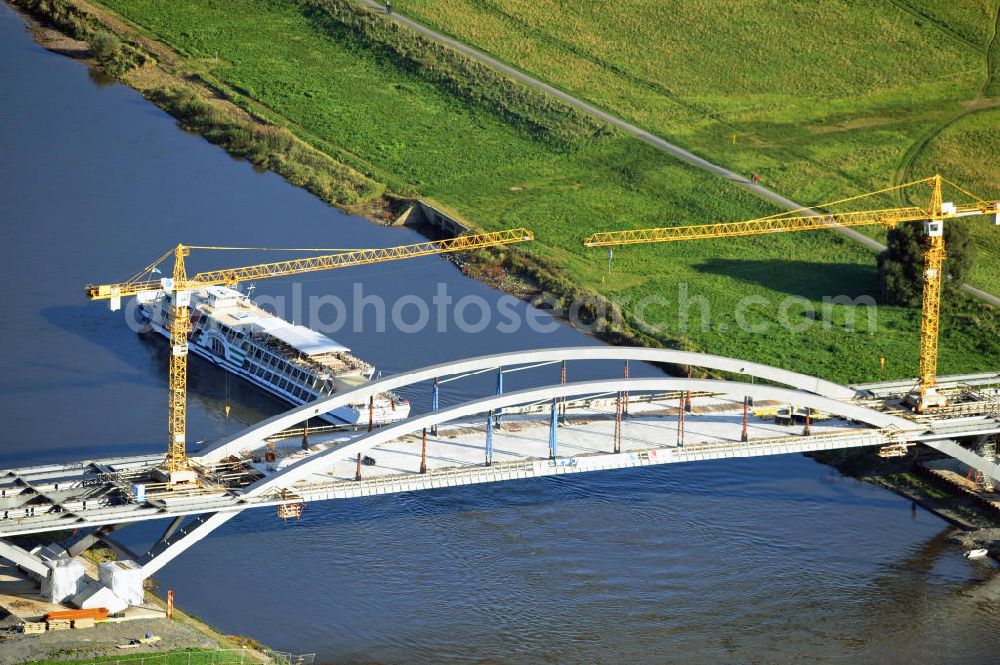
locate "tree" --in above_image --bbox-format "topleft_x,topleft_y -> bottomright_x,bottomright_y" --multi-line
877,220 -> 977,306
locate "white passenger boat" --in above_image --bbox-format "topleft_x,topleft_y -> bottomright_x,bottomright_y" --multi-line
137,286 -> 409,426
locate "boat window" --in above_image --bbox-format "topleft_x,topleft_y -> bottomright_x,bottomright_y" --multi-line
278,379 -> 289,390
264,371 -> 273,383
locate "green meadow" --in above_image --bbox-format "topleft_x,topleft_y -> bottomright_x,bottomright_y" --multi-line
92,0 -> 1000,384
391,0 -> 1000,292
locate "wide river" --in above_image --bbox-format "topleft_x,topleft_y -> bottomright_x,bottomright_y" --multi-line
2,6 -> 999,663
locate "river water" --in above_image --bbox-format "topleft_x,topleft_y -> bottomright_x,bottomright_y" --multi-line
2,5 -> 999,663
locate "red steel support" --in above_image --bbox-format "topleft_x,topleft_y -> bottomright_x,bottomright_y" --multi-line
741,397 -> 749,443
623,360 -> 630,416
420,427 -> 428,474
559,360 -> 567,421
685,367 -> 693,413
355,453 -> 362,481
368,396 -> 374,433
614,391 -> 623,454
677,393 -> 686,446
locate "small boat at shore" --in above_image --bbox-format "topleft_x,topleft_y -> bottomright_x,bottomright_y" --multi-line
964,548 -> 989,560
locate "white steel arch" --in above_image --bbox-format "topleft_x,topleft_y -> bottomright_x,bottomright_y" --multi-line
246,377 -> 918,496
199,347 -> 858,462
142,376 -> 915,577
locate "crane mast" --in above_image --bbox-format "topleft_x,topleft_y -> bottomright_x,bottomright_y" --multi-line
584,175 -> 998,413
166,245 -> 193,481
86,229 -> 534,484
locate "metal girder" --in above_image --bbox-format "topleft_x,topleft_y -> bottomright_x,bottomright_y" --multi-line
925,439 -> 1000,485
0,538 -> 49,577
139,512 -> 237,578
63,523 -> 128,558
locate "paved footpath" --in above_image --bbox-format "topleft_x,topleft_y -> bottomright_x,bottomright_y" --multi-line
361,0 -> 998,307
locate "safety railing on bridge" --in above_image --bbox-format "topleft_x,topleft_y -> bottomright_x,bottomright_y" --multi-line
254,426 -> 892,503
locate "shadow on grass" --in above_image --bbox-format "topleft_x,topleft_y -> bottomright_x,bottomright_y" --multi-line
694,258 -> 881,300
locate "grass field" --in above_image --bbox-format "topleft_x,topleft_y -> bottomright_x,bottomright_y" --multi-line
21,650 -> 251,665
88,0 -> 1000,384
389,0 -> 1000,293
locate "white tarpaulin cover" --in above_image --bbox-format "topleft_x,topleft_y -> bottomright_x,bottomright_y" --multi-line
73,582 -> 129,614
251,318 -> 349,356
42,558 -> 85,603
99,560 -> 144,606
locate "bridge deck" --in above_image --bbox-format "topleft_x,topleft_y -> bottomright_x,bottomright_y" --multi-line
0,395 -> 940,538
1,380 -> 998,540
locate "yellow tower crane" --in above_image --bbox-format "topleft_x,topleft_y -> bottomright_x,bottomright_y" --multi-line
584,175 -> 999,412
85,228 -> 534,484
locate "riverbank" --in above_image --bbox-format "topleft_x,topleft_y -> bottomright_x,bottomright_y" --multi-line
0,545 -> 278,665
810,446 -> 1000,559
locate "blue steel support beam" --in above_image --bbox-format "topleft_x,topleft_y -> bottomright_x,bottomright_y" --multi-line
486,412 -> 494,466
549,399 -> 558,459
431,377 -> 440,435
495,367 -> 504,427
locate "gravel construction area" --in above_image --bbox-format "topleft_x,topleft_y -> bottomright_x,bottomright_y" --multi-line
0,617 -> 219,665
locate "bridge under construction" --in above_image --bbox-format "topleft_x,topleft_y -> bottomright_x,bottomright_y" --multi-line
2,347 -> 999,615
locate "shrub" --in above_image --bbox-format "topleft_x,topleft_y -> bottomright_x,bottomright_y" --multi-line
89,30 -> 120,60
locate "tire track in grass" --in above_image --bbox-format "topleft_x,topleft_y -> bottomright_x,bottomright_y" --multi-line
984,4 -> 1000,96
883,0 -> 988,54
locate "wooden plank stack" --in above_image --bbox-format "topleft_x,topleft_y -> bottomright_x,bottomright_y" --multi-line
21,621 -> 46,635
